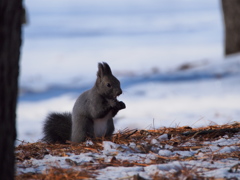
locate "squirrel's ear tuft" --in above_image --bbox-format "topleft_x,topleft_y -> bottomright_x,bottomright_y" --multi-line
102,62 -> 112,75
97,63 -> 104,78
97,62 -> 112,78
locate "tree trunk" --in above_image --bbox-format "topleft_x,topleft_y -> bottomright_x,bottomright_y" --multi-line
0,0 -> 22,179
222,0 -> 240,56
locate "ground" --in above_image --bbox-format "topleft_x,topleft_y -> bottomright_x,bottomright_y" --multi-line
16,123 -> 240,179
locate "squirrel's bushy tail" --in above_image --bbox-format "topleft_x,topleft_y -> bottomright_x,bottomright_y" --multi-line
42,112 -> 72,143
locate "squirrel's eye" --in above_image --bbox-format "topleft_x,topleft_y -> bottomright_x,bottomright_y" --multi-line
107,83 -> 111,88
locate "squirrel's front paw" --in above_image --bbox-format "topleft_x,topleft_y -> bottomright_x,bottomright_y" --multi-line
117,101 -> 126,110
108,99 -> 118,107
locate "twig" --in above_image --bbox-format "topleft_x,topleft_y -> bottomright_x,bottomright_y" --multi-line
125,130 -> 138,139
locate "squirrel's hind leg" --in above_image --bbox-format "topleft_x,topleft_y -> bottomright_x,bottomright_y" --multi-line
71,116 -> 94,143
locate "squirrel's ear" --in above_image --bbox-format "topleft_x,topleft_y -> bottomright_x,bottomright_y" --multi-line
97,63 -> 104,79
102,62 -> 112,75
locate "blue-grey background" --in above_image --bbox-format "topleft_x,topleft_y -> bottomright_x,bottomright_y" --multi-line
18,0 -> 240,142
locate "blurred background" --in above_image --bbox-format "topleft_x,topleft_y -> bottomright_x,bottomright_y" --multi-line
17,0 -> 240,142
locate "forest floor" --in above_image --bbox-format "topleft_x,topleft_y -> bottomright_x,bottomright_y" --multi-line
16,123 -> 240,180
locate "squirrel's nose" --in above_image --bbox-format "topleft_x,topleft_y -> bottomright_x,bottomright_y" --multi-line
117,89 -> 122,96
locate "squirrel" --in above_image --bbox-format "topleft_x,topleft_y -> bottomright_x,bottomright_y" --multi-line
42,62 -> 126,143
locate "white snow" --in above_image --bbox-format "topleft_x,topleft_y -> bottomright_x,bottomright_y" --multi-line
204,134 -> 240,146
150,139 -> 158,145
103,141 -> 119,151
158,149 -> 173,157
158,134 -> 169,141
97,166 -> 144,180
219,146 -> 239,154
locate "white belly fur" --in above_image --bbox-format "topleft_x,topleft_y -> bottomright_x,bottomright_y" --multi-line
94,111 -> 112,137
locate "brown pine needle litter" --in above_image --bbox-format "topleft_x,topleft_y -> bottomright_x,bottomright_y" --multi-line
16,122 -> 240,179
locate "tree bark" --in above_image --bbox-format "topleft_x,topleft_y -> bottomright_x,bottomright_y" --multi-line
0,0 -> 22,179
222,0 -> 240,56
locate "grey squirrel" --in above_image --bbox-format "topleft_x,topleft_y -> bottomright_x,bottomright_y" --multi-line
42,62 -> 126,143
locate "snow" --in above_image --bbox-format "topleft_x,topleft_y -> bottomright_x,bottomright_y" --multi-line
158,149 -> 173,157
16,0 -> 240,178
103,141 -> 119,151
204,134 -> 240,146
158,134 -> 169,141
219,146 -> 239,154
150,138 -> 158,145
97,166 -> 144,180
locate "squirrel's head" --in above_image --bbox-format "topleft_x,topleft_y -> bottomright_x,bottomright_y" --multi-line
96,62 -> 122,100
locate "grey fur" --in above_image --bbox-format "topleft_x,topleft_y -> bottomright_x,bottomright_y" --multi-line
42,62 -> 125,143
42,112 -> 72,143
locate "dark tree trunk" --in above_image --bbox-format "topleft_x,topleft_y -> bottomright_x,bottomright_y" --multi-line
222,0 -> 240,56
0,0 -> 22,179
